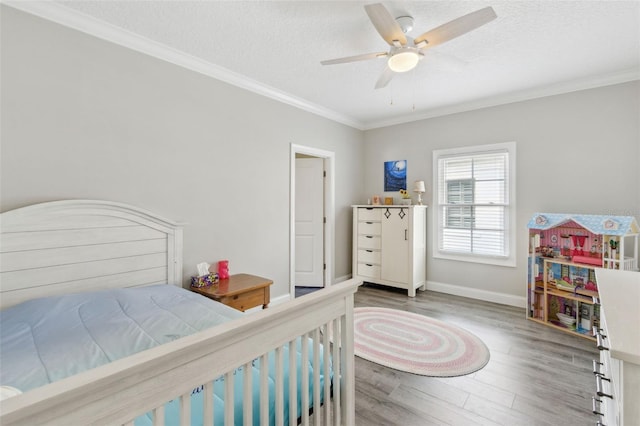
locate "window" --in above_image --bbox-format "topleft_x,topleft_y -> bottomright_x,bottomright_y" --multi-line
432,142 -> 516,267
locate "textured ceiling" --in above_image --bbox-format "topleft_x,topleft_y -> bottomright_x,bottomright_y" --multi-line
13,1 -> 640,129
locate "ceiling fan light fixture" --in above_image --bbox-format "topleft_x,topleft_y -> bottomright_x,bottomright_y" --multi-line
387,49 -> 420,72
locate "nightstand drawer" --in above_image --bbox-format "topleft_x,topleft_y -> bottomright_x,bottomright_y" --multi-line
218,287 -> 268,312
358,221 -> 381,235
358,208 -> 381,221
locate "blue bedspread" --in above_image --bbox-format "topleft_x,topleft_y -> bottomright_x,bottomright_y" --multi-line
0,285 -> 328,425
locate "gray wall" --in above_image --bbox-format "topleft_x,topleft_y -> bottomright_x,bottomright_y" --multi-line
0,6 -> 364,299
363,81 -> 640,301
2,5 -> 638,305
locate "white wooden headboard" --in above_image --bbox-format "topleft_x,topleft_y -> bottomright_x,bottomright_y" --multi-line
0,200 -> 183,309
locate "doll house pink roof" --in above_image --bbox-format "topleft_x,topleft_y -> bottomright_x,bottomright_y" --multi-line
527,213 -> 639,236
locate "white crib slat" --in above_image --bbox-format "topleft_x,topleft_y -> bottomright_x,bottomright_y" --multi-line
340,296 -> 356,426
243,361 -> 253,426
275,347 -> 284,426
152,406 -> 164,426
225,371 -> 234,426
180,393 -> 191,425
300,333 -> 310,426
332,319 -> 341,426
312,328 -> 321,426
323,321 -> 331,425
260,354 -> 269,426
288,340 -> 297,426
203,382 -> 214,426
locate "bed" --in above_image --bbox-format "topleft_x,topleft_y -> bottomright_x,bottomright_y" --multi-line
0,200 -> 359,425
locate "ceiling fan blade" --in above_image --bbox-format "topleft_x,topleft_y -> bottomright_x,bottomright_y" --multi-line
321,52 -> 388,65
375,66 -> 395,89
413,6 -> 497,49
364,3 -> 407,46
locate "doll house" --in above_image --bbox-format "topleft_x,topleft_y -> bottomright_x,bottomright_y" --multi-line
526,213 -> 639,340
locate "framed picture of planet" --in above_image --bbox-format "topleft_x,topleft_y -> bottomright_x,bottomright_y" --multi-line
384,160 -> 407,192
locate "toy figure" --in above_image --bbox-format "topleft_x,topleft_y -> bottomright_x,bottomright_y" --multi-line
218,260 -> 229,279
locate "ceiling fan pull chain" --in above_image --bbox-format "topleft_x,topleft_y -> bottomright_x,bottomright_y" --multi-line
412,68 -> 417,111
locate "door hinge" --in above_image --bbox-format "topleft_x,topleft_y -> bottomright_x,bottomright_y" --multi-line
323,217 -> 326,223
323,170 -> 326,177
323,263 -> 326,270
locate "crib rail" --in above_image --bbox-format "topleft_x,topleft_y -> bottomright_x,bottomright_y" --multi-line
0,279 -> 361,426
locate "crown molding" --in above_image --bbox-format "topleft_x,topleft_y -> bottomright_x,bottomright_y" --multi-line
3,1 -> 366,130
364,68 -> 640,130
4,1 -> 638,132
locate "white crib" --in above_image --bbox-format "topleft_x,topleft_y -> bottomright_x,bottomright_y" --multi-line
0,200 -> 359,425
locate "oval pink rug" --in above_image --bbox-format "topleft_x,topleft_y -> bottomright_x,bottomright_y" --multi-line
353,307 -> 490,377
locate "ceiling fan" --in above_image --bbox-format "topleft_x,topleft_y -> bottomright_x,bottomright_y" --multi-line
321,3 -> 497,89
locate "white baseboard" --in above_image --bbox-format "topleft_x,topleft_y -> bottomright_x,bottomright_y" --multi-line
334,274 -> 352,284
425,280 -> 526,308
273,274 -> 354,311
243,293 -> 291,313
269,293 -> 291,306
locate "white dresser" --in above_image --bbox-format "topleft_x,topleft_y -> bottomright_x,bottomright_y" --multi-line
352,205 -> 427,297
593,269 -> 640,426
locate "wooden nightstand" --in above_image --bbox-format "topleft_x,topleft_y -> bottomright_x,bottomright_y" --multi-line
191,273 -> 273,312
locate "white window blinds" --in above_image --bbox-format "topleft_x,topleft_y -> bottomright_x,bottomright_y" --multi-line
435,145 -> 514,263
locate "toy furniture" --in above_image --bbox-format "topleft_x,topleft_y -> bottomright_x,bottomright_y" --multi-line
526,213 -> 639,341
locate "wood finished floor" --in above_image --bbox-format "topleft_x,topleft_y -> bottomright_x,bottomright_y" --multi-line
352,283 -> 599,426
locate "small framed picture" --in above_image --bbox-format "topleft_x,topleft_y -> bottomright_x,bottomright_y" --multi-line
384,197 -> 394,205
372,195 -> 381,205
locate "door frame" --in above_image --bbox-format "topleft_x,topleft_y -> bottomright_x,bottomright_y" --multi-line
289,144 -> 335,298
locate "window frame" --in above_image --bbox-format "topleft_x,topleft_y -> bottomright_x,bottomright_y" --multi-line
432,142 -> 517,267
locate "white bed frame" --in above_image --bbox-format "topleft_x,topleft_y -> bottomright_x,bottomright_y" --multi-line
0,200 -> 359,425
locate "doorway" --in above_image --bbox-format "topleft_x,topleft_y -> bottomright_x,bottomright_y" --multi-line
290,144 -> 334,299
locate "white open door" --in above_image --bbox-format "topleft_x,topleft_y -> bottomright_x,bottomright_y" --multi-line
295,157 -> 324,287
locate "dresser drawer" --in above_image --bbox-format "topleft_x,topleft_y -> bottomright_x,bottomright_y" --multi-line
358,249 -> 381,264
357,235 -> 381,250
358,263 -> 381,279
358,208 -> 381,221
358,221 -> 381,235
